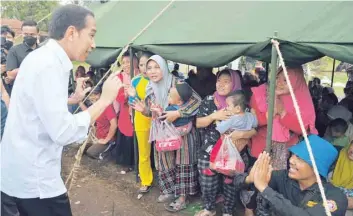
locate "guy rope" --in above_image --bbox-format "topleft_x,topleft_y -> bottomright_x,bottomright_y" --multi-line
271,39 -> 332,216
65,0 -> 176,196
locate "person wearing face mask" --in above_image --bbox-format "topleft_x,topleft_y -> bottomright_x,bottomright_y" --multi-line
5,20 -> 39,95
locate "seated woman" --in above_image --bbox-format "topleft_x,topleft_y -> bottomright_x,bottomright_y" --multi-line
332,140 -> 353,210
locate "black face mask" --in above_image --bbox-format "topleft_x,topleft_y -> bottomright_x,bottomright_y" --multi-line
4,40 -> 13,50
24,36 -> 37,47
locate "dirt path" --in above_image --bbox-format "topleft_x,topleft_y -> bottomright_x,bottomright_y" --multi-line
62,146 -> 201,216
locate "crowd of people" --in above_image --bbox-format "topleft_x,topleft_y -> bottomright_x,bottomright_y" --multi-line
1,4 -> 352,216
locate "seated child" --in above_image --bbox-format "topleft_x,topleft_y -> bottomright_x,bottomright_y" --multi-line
326,118 -> 350,152
209,90 -> 258,177
85,87 -> 118,160
153,82 -> 193,129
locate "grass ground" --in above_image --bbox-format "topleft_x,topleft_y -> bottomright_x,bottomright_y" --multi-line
310,71 -> 348,98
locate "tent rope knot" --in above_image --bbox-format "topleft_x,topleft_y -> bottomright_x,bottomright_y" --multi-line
271,39 -> 332,216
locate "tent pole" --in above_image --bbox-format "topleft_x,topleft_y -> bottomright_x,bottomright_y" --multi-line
331,59 -> 336,88
266,32 -> 278,153
265,62 -> 269,82
129,47 -> 139,183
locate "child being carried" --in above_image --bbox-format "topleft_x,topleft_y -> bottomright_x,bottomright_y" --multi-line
209,90 -> 258,176
152,82 -> 194,134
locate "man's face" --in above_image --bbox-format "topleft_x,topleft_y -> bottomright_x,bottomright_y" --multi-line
70,15 -> 96,62
22,25 -> 38,38
288,154 -> 315,181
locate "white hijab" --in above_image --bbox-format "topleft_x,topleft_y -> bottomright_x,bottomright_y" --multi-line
145,55 -> 173,110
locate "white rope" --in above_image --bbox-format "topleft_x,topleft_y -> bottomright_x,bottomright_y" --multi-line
73,0 -> 175,114
271,39 -> 332,216
67,0 -> 175,194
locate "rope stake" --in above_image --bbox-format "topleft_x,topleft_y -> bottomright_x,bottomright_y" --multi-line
271,39 -> 332,216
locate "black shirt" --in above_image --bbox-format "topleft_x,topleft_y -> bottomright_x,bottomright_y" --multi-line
196,95 -> 220,157
6,43 -> 35,72
257,170 -> 348,216
5,43 -> 36,94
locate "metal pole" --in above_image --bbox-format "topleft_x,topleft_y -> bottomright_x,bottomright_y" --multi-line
331,59 -> 336,87
266,32 -> 278,153
129,47 -> 139,183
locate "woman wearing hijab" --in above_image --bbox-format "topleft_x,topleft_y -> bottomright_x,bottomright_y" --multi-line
127,51 -> 154,193
332,141 -> 353,210
132,55 -> 201,212
115,52 -> 139,173
250,66 -> 317,170
195,69 -> 256,216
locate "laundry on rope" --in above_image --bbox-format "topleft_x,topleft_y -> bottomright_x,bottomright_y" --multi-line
271,39 -> 332,216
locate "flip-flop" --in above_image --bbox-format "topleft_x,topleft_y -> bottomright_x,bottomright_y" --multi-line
139,185 -> 152,193
164,199 -> 189,213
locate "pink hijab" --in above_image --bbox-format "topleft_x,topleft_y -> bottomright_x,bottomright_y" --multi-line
252,67 -> 317,142
214,69 -> 242,109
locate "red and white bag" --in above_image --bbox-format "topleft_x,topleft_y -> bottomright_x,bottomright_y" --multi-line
211,136 -> 245,176
150,120 -> 183,152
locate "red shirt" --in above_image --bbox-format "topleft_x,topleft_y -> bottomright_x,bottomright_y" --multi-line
96,105 -> 117,140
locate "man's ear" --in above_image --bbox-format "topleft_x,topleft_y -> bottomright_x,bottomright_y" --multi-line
64,26 -> 76,42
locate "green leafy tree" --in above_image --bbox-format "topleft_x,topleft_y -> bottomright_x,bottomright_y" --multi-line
1,1 -> 59,32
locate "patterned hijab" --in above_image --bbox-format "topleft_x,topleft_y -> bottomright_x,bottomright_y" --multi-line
145,55 -> 173,110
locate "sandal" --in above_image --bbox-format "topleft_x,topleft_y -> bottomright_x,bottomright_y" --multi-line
139,185 -> 152,193
165,198 -> 189,212
194,209 -> 216,216
157,193 -> 174,203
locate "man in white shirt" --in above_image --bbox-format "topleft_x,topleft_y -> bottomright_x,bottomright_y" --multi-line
1,5 -> 122,216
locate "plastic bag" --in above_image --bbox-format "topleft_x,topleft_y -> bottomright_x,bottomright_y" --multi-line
150,119 -> 182,152
211,136 -> 245,176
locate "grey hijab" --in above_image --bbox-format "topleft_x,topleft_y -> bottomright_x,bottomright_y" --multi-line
145,55 -> 173,110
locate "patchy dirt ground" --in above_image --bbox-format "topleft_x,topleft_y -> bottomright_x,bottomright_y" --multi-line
62,146 -> 245,216
62,146 -> 201,216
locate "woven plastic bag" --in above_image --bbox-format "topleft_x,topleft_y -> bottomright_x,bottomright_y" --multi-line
211,136 -> 245,176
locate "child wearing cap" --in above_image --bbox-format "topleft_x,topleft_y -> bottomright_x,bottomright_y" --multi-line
237,135 -> 348,216
153,82 -> 193,129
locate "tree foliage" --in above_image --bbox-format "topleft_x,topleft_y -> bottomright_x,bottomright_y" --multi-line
1,1 -> 59,32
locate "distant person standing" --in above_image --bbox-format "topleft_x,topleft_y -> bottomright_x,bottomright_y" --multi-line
1,5 -> 122,216
5,20 -> 39,95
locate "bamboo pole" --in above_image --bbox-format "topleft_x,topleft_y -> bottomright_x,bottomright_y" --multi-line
266,31 -> 278,152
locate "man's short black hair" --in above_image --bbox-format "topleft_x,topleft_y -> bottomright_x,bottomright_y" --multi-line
48,4 -> 94,40
227,90 -> 247,111
329,118 -> 348,135
8,29 -> 15,38
22,20 -> 39,32
1,25 -> 11,35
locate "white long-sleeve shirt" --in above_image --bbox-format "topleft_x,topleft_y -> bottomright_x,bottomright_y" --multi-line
1,39 -> 91,199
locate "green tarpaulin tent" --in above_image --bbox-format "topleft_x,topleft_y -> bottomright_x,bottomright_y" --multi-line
87,1 -> 353,68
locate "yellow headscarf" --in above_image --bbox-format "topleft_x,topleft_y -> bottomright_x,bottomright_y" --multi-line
332,143 -> 353,189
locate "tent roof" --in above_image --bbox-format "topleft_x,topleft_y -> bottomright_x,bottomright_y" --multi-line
87,1 -> 353,68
